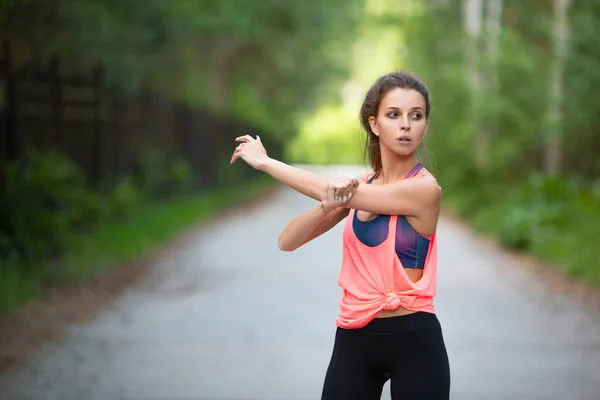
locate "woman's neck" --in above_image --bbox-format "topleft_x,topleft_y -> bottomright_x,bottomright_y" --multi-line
378,151 -> 420,184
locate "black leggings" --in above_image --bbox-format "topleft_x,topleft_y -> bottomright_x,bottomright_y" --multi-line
321,312 -> 450,400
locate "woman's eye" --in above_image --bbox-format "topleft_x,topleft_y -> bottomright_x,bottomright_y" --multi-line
388,112 -> 398,117
411,113 -> 422,120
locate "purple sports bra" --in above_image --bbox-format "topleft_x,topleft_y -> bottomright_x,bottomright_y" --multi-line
352,163 -> 431,269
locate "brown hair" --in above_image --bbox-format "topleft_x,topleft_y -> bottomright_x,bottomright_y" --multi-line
359,71 -> 432,172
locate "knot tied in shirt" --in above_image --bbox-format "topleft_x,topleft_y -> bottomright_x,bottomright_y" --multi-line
382,292 -> 401,311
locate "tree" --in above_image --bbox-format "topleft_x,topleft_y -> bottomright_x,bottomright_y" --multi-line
479,0 -> 503,171
462,0 -> 484,169
1,0 -> 365,135
544,0 -> 572,176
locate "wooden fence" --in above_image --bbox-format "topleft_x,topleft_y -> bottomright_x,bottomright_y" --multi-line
0,41 -> 271,190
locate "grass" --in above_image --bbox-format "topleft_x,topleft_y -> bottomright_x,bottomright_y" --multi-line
0,176 -> 279,317
441,177 -> 600,287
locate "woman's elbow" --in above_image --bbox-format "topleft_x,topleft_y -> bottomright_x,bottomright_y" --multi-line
277,236 -> 296,252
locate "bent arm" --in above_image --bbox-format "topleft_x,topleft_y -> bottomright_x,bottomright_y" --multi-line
345,176 -> 442,219
278,206 -> 349,252
259,158 -> 329,201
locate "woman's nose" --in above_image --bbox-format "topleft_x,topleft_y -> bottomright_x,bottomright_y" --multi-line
399,116 -> 410,130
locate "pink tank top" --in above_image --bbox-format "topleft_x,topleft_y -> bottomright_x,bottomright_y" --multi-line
335,170 -> 438,329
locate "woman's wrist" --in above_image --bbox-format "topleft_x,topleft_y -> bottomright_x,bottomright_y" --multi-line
320,199 -> 337,215
256,156 -> 274,172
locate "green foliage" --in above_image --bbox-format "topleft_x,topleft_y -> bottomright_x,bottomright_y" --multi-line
0,148 -> 198,267
0,172 -> 277,317
286,106 -> 365,165
0,260 -> 41,317
563,1 -> 600,178
2,148 -> 96,263
464,174 -> 600,285
137,150 -> 173,198
495,175 -> 581,249
103,176 -> 143,220
170,157 -> 195,195
0,1 -> 366,315
2,0 -> 364,135
396,0 -> 600,286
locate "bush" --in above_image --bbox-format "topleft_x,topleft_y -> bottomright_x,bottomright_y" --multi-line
1,148 -> 99,263
0,147 -> 198,266
137,150 -> 173,198
170,157 -> 195,195
495,174 -> 581,249
136,150 -> 196,197
103,176 -> 143,220
450,172 -> 600,286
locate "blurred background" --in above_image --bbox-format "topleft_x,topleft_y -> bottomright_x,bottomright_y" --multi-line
1,0 -> 599,319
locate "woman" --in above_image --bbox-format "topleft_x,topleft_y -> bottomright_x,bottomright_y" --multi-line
230,72 -> 450,400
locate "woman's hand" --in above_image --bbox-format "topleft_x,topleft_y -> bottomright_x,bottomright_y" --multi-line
321,177 -> 360,212
230,134 -> 269,170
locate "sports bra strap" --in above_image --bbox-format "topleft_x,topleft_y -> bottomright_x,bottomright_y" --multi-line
367,162 -> 423,183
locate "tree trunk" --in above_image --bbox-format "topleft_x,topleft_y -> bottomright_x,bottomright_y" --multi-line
477,0 -> 503,170
544,0 -> 571,176
463,0 -> 484,168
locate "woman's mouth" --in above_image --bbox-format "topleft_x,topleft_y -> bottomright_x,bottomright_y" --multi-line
396,135 -> 412,145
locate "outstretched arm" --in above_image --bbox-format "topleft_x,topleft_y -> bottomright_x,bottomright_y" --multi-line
260,158 -> 328,201
230,134 -> 440,219
230,134 -> 330,201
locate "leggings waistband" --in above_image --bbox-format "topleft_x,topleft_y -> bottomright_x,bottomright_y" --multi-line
346,311 -> 438,336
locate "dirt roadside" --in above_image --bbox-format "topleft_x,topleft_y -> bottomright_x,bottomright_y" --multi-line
0,186 -> 281,374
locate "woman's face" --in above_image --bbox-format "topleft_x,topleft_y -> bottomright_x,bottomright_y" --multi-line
368,87 -> 429,157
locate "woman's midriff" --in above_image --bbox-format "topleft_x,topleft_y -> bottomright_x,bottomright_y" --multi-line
375,307 -> 417,318
374,267 -> 423,319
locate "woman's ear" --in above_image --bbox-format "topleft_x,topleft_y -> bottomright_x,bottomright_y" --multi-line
423,120 -> 430,137
368,116 -> 379,137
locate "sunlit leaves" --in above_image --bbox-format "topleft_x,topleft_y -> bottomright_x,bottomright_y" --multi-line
399,0 -> 599,181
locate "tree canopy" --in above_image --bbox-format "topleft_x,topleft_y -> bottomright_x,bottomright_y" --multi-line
1,0 -> 365,133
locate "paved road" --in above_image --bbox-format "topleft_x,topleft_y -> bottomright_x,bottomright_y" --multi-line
1,165 -> 599,400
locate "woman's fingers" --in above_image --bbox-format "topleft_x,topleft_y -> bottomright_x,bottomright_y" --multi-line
231,136 -> 254,163
326,176 -> 360,205
337,193 -> 353,204
235,134 -> 256,144
328,179 -> 344,204
340,183 -> 353,199
340,177 -> 357,191
332,177 -> 357,204
335,179 -> 351,192
230,146 -> 245,164
337,192 -> 353,204
333,179 -> 348,196
333,177 -> 351,189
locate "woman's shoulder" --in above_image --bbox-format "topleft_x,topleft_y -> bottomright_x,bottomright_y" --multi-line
411,168 -> 442,203
414,168 -> 439,185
